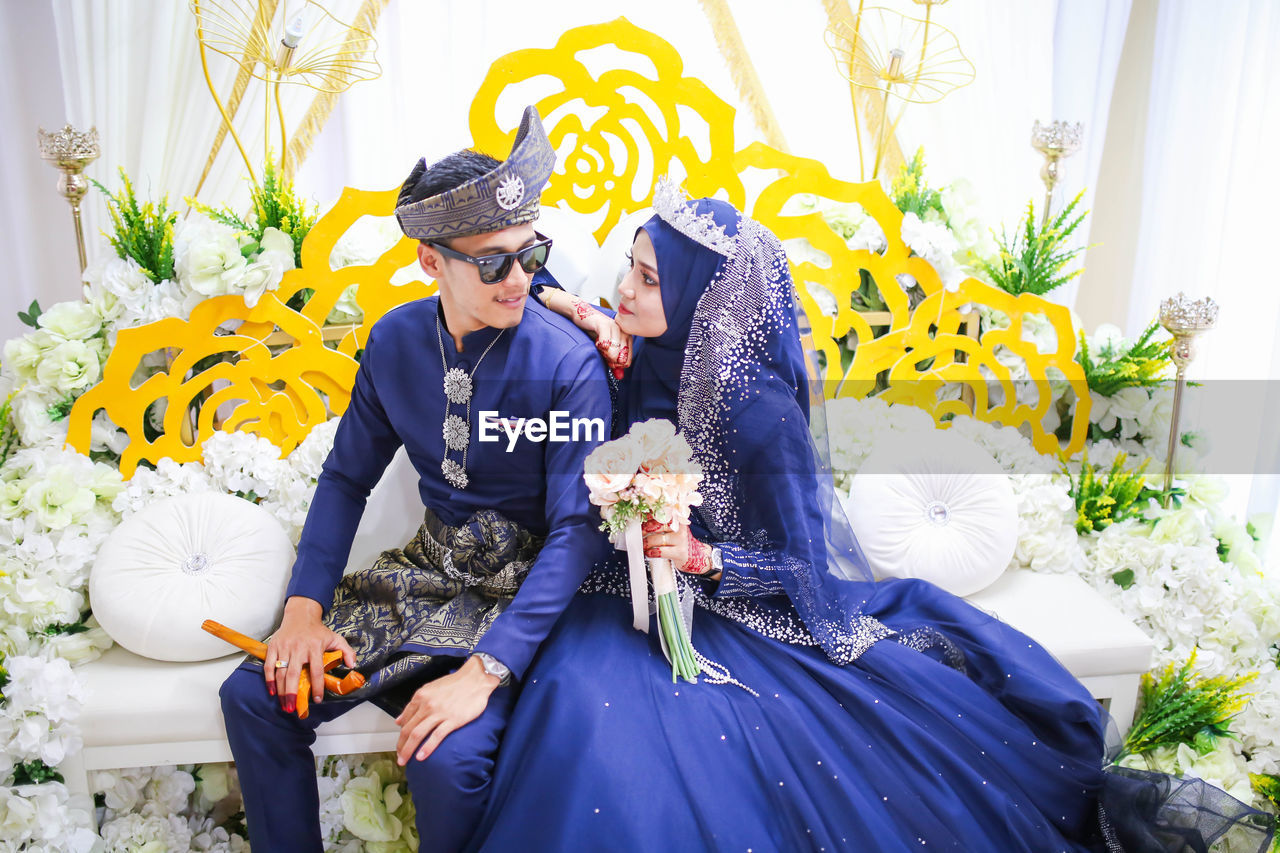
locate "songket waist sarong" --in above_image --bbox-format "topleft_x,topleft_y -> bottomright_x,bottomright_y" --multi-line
321,507 -> 543,714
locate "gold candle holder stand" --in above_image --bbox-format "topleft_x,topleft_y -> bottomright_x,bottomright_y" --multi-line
37,124 -> 101,274
1031,120 -> 1082,227
1158,292 -> 1218,505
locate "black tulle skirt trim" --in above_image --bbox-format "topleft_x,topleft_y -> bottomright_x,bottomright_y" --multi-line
1098,765 -> 1274,852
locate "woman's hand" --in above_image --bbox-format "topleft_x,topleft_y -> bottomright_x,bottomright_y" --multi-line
642,519 -> 717,578
264,597 -> 357,712
583,313 -> 633,374
543,289 -> 633,375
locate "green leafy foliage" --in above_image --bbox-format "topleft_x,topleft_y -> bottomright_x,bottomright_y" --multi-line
888,148 -> 945,219
979,190 -> 1088,296
46,396 -> 75,423
1077,321 -> 1174,397
0,390 -> 17,469
195,160 -> 316,267
1061,448 -> 1155,535
1121,651 -> 1254,759
1249,773 -> 1280,847
92,168 -> 177,283
13,760 -> 64,786
17,300 -> 42,328
42,617 -> 90,636
597,495 -> 663,539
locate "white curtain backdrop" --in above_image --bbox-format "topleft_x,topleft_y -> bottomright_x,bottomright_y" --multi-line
1050,0 -> 1133,310
0,0 -> 351,345
1127,0 -> 1280,380
0,2 -> 78,348
1122,0 -> 1280,539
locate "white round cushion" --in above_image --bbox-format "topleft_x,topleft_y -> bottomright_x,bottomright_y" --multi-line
90,493 -> 295,661
842,428 -> 1017,596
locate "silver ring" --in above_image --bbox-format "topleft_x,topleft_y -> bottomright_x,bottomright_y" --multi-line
274,660 -> 289,669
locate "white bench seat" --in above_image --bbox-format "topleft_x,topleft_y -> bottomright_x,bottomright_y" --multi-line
63,450 -> 1155,818
62,646 -> 399,812
64,568 -> 1153,817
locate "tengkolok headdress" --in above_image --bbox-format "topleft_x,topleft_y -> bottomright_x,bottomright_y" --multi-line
395,105 -> 557,241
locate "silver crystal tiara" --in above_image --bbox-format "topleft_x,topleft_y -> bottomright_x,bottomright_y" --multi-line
651,177 -> 738,258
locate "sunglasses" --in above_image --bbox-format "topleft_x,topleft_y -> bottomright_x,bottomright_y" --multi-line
428,233 -> 554,284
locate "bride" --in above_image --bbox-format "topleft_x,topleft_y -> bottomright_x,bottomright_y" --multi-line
466,182 -> 1270,852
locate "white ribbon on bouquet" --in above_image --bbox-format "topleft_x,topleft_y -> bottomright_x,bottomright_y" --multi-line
613,518 -> 694,658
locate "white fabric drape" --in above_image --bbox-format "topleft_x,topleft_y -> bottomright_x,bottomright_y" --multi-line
1050,0 -> 1132,310
1127,0 -> 1280,379
1123,0 -> 1280,531
0,3 -> 78,348
888,1 -> 1057,250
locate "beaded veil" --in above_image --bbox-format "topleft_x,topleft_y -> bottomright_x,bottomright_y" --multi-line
653,180 -> 887,664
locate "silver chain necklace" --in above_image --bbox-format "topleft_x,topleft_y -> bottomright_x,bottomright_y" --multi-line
436,313 -> 505,489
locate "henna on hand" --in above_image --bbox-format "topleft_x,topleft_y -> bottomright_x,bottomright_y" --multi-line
681,535 -> 715,576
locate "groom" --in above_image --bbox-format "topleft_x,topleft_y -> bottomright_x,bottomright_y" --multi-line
219,106 -> 611,852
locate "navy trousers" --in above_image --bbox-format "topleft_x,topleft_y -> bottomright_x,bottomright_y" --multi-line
219,666 -> 517,853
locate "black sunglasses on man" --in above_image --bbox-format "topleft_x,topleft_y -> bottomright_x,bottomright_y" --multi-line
429,232 -> 554,284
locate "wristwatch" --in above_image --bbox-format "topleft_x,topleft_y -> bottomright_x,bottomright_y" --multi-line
709,545 -> 723,576
471,651 -> 512,686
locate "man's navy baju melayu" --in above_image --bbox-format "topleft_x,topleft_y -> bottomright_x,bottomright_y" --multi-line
220,293 -> 610,852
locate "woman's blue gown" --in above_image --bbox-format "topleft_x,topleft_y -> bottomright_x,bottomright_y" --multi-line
470,572 -> 1109,852
469,202 -> 1268,851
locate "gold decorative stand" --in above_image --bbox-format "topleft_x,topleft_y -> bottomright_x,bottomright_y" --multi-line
1158,292 -> 1218,505
1031,120 -> 1082,227
37,124 -> 101,274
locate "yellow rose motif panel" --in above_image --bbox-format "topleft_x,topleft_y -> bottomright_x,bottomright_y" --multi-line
67,188 -> 433,476
67,18 -> 1088,476
737,142 -> 1090,455
469,17 -> 745,242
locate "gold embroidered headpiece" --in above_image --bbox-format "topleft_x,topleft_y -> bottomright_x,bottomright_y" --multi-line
395,105 -> 556,241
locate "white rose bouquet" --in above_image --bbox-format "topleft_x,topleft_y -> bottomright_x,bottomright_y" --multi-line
583,418 -> 704,683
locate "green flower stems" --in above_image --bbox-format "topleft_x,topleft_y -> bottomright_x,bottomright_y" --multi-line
650,557 -> 701,683
656,590 -> 700,683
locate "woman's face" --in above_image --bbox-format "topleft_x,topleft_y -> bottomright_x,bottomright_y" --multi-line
615,229 -> 667,338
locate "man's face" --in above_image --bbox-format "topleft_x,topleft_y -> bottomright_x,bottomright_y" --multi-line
419,222 -> 537,336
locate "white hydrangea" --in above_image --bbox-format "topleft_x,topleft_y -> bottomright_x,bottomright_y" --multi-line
8,387 -> 69,450
0,656 -> 85,768
99,812 -> 193,853
112,457 -> 216,518
201,430 -> 291,497
0,782 -> 98,852
330,215 -> 402,270
901,211 -> 961,291
290,417 -> 340,481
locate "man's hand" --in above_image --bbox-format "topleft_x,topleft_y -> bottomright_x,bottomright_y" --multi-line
394,656 -> 500,766
264,596 -> 356,713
